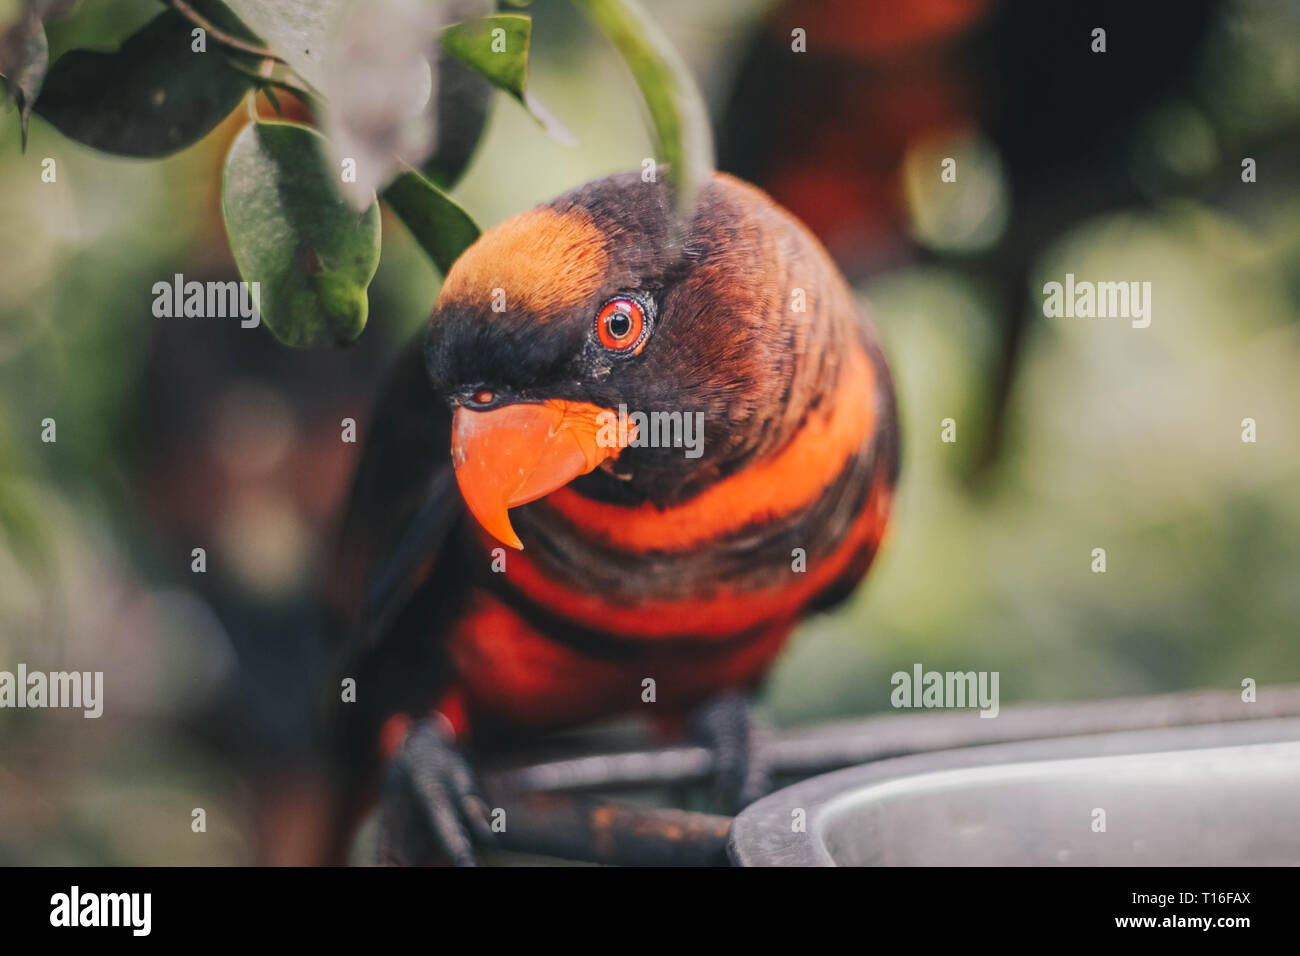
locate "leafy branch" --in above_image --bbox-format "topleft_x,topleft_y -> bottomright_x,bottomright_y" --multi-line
4,0 -> 715,347
168,0 -> 283,63
573,0 -> 713,220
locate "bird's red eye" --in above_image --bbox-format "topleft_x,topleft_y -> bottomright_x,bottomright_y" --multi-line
596,299 -> 646,352
471,389 -> 494,406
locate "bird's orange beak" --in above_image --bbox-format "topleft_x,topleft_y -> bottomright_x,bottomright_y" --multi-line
451,400 -> 633,550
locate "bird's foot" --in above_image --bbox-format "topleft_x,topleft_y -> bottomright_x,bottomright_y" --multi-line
375,716 -> 492,866
689,691 -> 773,813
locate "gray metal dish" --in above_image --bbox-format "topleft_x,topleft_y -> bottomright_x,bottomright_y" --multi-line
728,716 -> 1300,866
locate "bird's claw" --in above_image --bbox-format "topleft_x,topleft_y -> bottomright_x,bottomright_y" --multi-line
689,691 -> 773,813
375,717 -> 492,866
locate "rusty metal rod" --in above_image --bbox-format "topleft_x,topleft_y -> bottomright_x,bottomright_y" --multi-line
478,791 -> 732,866
482,684 -> 1300,795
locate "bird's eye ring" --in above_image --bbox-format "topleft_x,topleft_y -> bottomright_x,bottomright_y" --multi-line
596,297 -> 649,354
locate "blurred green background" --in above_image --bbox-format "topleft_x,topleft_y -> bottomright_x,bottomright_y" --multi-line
1,0 -> 1298,863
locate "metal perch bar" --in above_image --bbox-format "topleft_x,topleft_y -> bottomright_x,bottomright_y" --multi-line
477,792 -> 732,867
483,685 -> 1300,794
473,686 -> 1300,865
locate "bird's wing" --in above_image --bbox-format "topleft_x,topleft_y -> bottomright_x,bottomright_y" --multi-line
322,335 -> 467,749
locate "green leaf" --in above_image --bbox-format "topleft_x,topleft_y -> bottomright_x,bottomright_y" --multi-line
33,9 -> 252,157
383,166 -> 481,275
0,9 -> 48,150
441,13 -> 573,144
419,0 -> 496,188
223,55 -> 318,103
222,120 -> 382,347
571,0 -> 713,220
441,14 -> 527,97
420,35 -> 492,189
